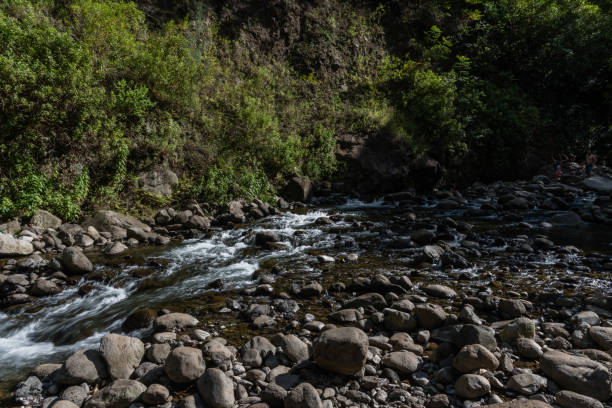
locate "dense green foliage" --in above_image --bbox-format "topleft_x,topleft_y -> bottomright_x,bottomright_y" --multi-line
0,0 -> 610,219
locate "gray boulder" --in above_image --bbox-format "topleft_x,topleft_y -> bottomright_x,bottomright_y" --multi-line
82,211 -> 150,234
57,349 -> 107,385
164,347 -> 206,384
540,350 -> 611,401
137,167 -> 178,196
62,247 -> 93,274
99,334 -> 145,380
455,374 -> 490,399
283,383 -> 322,408
312,327 -> 368,376
0,232 -> 33,256
83,379 -> 146,408
30,210 -> 62,229
197,368 -> 235,408
154,313 -> 198,331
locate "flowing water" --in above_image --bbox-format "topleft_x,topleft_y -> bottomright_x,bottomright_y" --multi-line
1,196 -> 611,388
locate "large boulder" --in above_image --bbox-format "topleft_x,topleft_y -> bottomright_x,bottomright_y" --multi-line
137,167 -> 178,196
312,327 -> 368,376
154,313 -> 198,331
382,351 -> 420,374
99,334 -> 145,380
589,326 -> 612,350
197,368 -> 235,408
0,232 -> 33,256
62,247 -> 93,274
582,176 -> 612,193
483,401 -> 552,408
550,211 -> 585,226
30,210 -> 62,229
540,350 -> 612,401
164,347 -> 206,384
83,379 -> 146,408
82,211 -> 150,234
283,176 -> 313,202
56,350 -> 107,385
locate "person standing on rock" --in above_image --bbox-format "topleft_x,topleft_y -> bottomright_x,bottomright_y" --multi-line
585,151 -> 597,177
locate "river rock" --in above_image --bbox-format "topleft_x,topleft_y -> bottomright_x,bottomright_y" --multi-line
283,176 -> 313,202
99,334 -> 145,379
57,349 -> 107,385
453,344 -> 499,373
153,312 -> 198,331
589,326 -> 612,349
550,211 -> 585,226
32,363 -> 62,379
422,284 -> 457,299
49,401 -> 79,408
142,383 -> 170,405
414,303 -> 447,329
0,232 -> 33,256
507,373 -> 547,395
499,298 -> 527,318
455,374 -> 490,399
516,337 -> 543,359
457,324 -> 497,351
382,351 -> 419,374
540,350 -> 612,401
14,376 -> 43,406
582,176 -> 612,193
203,340 -> 233,369
499,317 -> 536,343
62,247 -> 93,274
197,368 -> 235,408
484,400 -> 552,407
555,390 -> 605,408
147,343 -> 171,365
571,311 -> 600,326
82,210 -> 151,235
384,309 -> 418,332
284,383 -> 322,408
83,379 -> 146,408
344,293 -> 387,310
164,347 -> 206,383
272,333 -> 309,363
61,385 -> 89,406
31,278 -> 62,296
312,327 -> 368,375
30,210 -> 62,229
241,336 -> 276,367
122,309 -> 156,332
411,229 -> 435,245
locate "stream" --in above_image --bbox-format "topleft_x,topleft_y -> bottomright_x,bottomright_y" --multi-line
1,194 -> 611,388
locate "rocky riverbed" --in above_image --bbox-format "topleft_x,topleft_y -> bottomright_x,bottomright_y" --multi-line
1,170 -> 612,408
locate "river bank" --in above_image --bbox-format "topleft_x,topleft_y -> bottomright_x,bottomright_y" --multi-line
1,169 -> 612,408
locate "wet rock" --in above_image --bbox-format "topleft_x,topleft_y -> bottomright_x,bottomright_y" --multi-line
422,284 -> 457,299
283,383 -> 321,408
300,282 -> 323,297
57,349 -> 107,385
0,232 -> 33,256
122,309 -> 156,332
83,379 -> 146,408
99,334 -> 145,379
507,373 -> 547,395
104,241 -> 127,255
164,347 -> 206,384
550,211 -> 585,226
253,315 -> 276,329
382,351 -> 419,374
283,176 -> 313,203
142,383 -> 170,405
453,344 -> 499,373
256,231 -> 281,246
197,368 -> 235,408
32,363 -> 62,379
499,317 -> 536,343
540,350 -> 611,401
414,303 -> 447,329
555,390 -> 605,408
582,175 -> 612,193
62,247 -> 93,274
30,210 -> 62,229
31,278 -> 62,296
455,374 -> 490,399
313,327 -> 368,375
154,313 -> 198,331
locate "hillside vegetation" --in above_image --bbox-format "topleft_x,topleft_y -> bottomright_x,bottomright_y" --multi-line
1,0 -> 611,220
